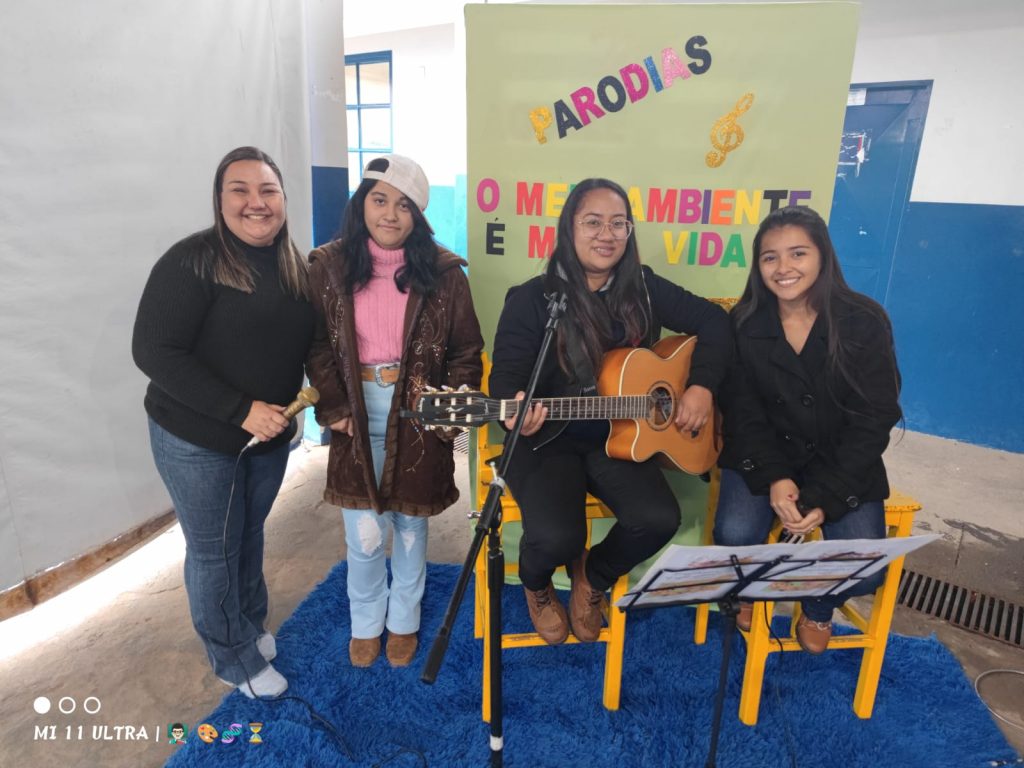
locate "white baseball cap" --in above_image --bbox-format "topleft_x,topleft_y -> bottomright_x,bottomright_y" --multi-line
363,154 -> 430,211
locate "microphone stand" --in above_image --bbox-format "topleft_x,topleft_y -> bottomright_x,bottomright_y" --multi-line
421,292 -> 566,768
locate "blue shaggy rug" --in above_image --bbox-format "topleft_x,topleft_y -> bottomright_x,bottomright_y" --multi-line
166,563 -> 1017,767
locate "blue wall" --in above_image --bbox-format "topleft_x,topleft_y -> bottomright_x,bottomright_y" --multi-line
422,177 -> 469,262
885,201 -> 1024,452
311,165 -> 349,247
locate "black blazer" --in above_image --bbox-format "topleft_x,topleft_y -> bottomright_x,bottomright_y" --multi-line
717,300 -> 901,522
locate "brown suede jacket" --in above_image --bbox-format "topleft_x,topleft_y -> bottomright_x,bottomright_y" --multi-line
306,240 -> 483,516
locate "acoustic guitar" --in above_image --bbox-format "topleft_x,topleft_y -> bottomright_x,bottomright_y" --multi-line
411,335 -> 721,475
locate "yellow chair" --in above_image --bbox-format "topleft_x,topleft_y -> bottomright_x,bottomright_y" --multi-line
693,472 -> 921,725
472,354 -> 629,721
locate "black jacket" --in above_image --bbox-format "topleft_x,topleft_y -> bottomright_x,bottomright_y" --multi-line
488,265 -> 731,449
717,300 -> 902,522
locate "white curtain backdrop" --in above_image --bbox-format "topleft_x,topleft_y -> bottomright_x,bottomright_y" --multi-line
0,0 -> 313,592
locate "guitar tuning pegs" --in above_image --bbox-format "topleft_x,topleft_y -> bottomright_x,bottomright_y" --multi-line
457,384 -> 471,392
441,385 -> 454,392
420,385 -> 438,394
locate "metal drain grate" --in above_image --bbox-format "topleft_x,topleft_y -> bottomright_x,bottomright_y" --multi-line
897,569 -> 1024,648
454,431 -> 469,454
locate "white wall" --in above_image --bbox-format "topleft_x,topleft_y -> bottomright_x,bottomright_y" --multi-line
0,1 -> 313,592
853,0 -> 1024,205
343,0 -> 1024,207
308,0 -> 348,169
346,25 -> 461,186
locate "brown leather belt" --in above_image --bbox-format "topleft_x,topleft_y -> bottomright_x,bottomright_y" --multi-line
361,363 -> 400,386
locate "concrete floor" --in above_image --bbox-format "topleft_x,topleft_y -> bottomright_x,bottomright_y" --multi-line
1,430 -> 1022,767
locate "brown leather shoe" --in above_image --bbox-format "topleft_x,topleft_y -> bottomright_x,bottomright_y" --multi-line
349,636 -> 381,667
796,615 -> 833,655
569,551 -> 608,643
523,583 -> 569,645
386,632 -> 418,667
736,602 -> 754,632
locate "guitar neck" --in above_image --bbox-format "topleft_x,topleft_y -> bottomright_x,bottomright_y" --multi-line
501,395 -> 651,422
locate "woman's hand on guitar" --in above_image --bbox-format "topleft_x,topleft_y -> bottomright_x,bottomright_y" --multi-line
674,385 -> 712,433
504,391 -> 547,436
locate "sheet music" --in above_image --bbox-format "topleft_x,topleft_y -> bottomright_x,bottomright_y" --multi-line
618,535 -> 938,608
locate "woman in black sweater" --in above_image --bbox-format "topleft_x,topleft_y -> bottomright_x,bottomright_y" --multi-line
132,146 -> 314,697
714,206 -> 902,653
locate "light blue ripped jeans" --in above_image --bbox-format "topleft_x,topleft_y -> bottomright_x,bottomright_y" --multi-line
344,380 -> 429,640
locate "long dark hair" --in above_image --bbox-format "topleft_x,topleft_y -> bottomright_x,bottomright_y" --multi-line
543,178 -> 649,375
335,158 -> 439,295
190,146 -> 308,299
734,205 -> 897,400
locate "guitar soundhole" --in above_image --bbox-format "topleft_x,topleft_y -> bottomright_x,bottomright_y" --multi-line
648,385 -> 674,429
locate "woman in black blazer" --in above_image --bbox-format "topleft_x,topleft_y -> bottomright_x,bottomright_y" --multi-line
714,205 -> 902,653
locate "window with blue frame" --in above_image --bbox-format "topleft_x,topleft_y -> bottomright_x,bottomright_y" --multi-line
345,51 -> 393,192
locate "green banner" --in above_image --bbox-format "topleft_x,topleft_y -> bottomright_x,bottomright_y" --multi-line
467,1 -> 858,340
465,2 -> 859,572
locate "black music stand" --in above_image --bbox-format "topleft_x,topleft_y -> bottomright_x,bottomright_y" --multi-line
617,536 -> 935,768
418,292 -> 567,768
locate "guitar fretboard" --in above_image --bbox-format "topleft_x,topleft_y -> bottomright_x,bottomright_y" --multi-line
501,395 -> 655,421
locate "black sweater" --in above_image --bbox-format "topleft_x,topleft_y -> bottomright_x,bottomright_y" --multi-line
132,229 -> 315,455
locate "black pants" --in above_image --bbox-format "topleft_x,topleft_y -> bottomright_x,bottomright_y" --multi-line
505,434 -> 681,592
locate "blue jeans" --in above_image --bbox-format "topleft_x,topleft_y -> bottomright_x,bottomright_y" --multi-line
148,418 -> 289,682
342,382 -> 428,639
713,468 -> 887,622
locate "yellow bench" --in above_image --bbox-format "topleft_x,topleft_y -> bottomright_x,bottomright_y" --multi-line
694,471 -> 921,725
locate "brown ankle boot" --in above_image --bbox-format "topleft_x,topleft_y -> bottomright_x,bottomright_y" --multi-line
736,602 -> 754,632
523,583 -> 569,645
386,632 -> 418,667
349,636 -> 381,667
795,615 -> 832,655
569,551 -> 608,643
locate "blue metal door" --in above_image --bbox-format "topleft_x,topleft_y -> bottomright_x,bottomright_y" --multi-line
829,81 -> 931,305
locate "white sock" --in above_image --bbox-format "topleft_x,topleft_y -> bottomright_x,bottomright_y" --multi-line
257,632 -> 277,662
235,664 -> 288,699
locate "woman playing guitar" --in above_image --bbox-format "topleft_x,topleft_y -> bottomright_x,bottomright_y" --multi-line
488,178 -> 731,645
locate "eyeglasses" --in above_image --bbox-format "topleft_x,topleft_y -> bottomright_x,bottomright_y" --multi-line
576,217 -> 634,240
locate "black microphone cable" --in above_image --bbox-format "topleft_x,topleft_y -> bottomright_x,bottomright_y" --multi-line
214,441 -> 356,762
215,438 -> 429,766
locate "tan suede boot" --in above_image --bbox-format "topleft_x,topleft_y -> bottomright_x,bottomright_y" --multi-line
795,615 -> 833,655
569,551 -> 608,643
523,583 -> 569,645
386,632 -> 418,667
349,636 -> 381,667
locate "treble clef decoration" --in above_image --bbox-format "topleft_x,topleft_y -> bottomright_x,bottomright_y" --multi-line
706,92 -> 755,168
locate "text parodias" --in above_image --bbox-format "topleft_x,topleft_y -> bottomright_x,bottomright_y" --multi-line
529,35 -> 712,143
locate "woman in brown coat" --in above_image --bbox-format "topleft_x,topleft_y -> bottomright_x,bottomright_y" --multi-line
306,155 -> 483,668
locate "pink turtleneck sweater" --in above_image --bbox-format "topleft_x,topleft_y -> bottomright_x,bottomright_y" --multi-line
353,238 -> 410,365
